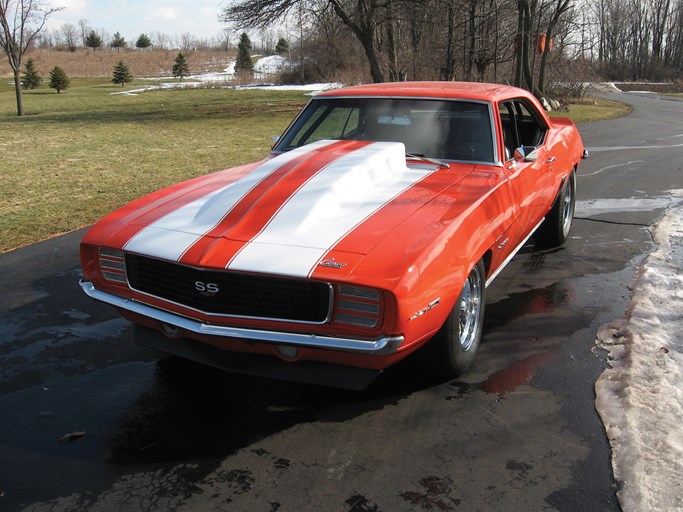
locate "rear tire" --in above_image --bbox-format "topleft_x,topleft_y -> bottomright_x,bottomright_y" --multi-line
536,170 -> 576,249
420,259 -> 486,378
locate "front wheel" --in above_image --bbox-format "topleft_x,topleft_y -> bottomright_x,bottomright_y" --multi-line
536,170 -> 576,249
420,259 -> 486,378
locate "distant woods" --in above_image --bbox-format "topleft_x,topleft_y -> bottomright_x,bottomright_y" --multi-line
222,0 -> 683,95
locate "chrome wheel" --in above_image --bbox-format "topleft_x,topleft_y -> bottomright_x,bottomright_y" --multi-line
457,264 -> 483,351
419,259 -> 486,378
536,170 -> 576,249
561,175 -> 574,236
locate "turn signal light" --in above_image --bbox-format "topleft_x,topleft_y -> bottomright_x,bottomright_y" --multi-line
334,285 -> 381,328
98,248 -> 128,284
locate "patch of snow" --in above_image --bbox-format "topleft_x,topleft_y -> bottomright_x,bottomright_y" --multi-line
111,55 -> 341,96
592,82 -> 622,93
235,82 -> 343,95
595,188 -> 683,512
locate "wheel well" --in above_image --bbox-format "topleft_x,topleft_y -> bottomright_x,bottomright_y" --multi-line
482,250 -> 493,280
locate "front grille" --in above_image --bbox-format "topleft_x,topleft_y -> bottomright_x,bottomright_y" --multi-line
125,253 -> 331,323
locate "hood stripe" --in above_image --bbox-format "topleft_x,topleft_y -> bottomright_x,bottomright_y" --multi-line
178,140 -> 370,265
226,142 -> 435,277
122,139 -> 338,261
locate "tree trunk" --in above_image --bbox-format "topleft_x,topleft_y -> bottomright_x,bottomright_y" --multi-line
442,2 -> 456,81
13,68 -> 24,116
329,0 -> 385,83
466,0 -> 476,81
386,4 -> 401,81
520,0 -> 542,98
514,2 -> 524,87
362,32 -> 385,83
538,0 -> 573,96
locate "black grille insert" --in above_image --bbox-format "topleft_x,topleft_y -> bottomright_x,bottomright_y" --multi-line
125,253 -> 331,323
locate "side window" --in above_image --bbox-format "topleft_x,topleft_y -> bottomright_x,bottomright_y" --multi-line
515,101 -> 547,147
499,102 -> 517,161
498,99 -> 547,160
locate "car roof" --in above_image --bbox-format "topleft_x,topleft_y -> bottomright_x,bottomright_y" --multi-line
317,81 -> 531,103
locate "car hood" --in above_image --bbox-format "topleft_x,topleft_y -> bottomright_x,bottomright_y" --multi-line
114,139 -> 473,278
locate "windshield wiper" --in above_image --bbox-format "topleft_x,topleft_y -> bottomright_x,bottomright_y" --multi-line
405,153 -> 450,169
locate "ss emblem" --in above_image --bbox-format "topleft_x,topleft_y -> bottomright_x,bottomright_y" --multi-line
195,281 -> 219,294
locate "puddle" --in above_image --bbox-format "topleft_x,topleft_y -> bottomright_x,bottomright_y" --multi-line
480,350 -> 556,396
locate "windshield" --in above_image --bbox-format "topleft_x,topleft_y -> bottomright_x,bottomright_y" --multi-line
275,97 -> 495,163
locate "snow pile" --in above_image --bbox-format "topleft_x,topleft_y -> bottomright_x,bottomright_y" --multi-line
254,55 -> 289,77
596,189 -> 683,512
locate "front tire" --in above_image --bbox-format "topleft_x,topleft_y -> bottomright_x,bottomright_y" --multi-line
536,170 -> 576,249
420,259 -> 486,378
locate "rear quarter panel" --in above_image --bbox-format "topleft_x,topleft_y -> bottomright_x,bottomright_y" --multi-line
545,116 -> 585,198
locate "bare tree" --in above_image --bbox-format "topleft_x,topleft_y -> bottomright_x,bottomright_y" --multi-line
177,32 -> 196,51
60,22 -> 78,50
34,27 -> 56,47
78,18 -> 90,46
0,0 -> 62,116
216,28 -> 231,51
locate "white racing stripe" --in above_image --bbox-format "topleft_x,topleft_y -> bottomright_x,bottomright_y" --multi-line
228,142 -> 434,277
123,139 -> 337,261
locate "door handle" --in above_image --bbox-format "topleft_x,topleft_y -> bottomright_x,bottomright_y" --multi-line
546,156 -> 557,164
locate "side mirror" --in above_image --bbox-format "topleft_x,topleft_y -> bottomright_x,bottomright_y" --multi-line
514,146 -> 538,162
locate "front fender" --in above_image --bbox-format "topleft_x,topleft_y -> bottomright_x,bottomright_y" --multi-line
350,166 -> 519,350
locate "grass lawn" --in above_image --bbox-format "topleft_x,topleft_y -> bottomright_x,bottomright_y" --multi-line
1,78 -> 629,252
548,96 -> 632,122
0,79 -> 308,252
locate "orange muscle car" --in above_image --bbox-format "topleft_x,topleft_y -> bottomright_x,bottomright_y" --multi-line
80,82 -> 586,390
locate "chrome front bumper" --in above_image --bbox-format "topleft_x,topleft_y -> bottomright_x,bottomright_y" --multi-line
80,281 -> 404,355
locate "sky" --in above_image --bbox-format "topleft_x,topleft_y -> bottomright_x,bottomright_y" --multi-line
45,0 -> 227,41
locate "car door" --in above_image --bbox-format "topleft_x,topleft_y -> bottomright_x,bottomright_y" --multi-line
498,99 -> 553,243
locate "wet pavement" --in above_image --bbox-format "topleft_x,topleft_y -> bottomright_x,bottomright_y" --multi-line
2,233 -> 633,511
1,91 -> 682,511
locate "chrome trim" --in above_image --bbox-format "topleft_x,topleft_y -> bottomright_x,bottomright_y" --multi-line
338,299 -> 380,315
102,271 -> 127,283
100,260 -> 125,272
80,281 -> 404,355
339,285 -> 380,301
409,298 -> 441,321
334,313 -> 379,328
485,219 -> 544,288
99,247 -> 125,259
